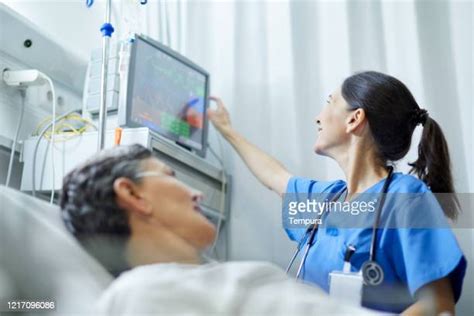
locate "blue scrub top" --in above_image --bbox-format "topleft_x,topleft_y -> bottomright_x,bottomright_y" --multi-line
284,173 -> 467,313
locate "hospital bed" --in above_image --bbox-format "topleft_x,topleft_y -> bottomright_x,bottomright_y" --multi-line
0,185 -> 113,315
0,186 -> 364,316
0,185 -> 375,316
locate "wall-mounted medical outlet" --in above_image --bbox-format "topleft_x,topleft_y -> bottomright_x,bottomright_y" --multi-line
3,69 -> 47,87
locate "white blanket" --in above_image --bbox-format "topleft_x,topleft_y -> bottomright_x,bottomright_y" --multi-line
95,261 -> 375,315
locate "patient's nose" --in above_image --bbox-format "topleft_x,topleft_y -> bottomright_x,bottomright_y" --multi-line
192,190 -> 204,203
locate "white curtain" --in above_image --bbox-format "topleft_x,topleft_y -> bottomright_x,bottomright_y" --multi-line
135,0 -> 473,312
144,0 -> 473,312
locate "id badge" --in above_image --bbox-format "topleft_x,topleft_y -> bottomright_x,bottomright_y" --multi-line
329,271 -> 363,306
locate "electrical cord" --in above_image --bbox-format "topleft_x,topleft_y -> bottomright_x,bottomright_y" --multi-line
43,75 -> 56,203
33,113 -> 96,141
31,111 -> 96,195
31,76 -> 97,201
207,139 -> 228,260
5,90 -> 26,187
32,109 -> 82,198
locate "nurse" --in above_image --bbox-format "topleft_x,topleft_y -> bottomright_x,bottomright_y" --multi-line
208,71 -> 466,314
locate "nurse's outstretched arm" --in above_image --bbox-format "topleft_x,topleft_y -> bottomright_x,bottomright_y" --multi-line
208,97 -> 292,196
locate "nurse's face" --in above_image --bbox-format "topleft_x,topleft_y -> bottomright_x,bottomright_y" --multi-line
314,89 -> 353,157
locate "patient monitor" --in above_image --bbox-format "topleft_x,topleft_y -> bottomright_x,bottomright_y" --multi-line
118,34 -> 210,158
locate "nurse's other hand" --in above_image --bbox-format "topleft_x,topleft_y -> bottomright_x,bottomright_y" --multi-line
208,96 -> 233,137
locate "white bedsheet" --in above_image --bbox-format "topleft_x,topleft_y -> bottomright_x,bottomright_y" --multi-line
96,261 -> 375,315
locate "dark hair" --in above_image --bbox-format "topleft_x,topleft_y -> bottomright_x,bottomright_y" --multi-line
60,144 -> 153,275
341,71 -> 459,219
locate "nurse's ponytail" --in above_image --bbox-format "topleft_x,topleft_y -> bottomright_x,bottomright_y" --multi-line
342,71 -> 460,220
408,114 -> 459,219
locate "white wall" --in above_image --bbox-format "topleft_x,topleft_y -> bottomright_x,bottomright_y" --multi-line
2,0 -> 105,61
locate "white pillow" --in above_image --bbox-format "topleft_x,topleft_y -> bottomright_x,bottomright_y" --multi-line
0,185 -> 113,315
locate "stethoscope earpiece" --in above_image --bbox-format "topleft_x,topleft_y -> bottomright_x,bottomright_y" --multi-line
361,260 -> 384,286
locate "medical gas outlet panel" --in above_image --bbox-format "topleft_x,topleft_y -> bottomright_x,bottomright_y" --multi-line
83,45 -> 121,115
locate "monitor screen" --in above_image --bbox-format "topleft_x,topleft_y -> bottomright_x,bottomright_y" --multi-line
126,35 -> 209,156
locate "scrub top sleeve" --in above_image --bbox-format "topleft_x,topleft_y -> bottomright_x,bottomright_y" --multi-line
391,194 -> 467,302
285,176 -> 345,195
285,176 -> 316,195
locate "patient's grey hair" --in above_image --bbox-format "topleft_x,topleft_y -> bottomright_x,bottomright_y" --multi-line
60,144 -> 153,276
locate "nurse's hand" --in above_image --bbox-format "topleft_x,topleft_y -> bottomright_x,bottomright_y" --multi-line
208,97 -> 234,138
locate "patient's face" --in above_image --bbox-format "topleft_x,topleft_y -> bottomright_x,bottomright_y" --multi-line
136,158 -> 216,250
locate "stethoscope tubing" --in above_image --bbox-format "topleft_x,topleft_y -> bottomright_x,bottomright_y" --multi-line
287,166 -> 394,281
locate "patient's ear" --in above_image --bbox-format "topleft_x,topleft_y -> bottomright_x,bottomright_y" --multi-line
113,177 -> 152,217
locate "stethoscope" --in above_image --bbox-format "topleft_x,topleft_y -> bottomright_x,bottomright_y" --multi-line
286,166 -> 394,286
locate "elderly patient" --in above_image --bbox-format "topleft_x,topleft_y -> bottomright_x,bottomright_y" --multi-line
60,144 -> 371,315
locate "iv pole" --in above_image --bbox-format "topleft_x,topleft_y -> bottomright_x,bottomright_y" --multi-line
86,0 -> 147,151
98,0 -> 113,151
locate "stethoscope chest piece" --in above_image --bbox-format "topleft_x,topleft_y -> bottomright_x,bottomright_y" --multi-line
361,260 -> 384,286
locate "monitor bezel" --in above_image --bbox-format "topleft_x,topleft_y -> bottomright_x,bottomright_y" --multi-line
125,34 -> 210,158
